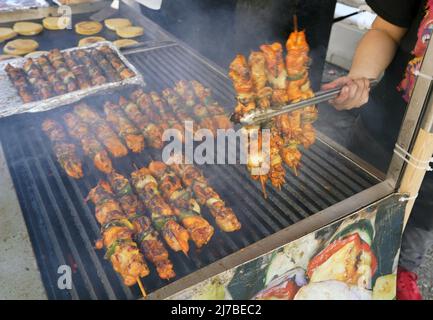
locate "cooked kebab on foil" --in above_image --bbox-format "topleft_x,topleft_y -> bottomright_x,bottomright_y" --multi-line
41,119 -> 83,179
148,161 -> 215,248
131,167 -> 191,255
5,46 -> 135,103
107,171 -> 176,280
170,162 -> 241,232
118,96 -> 164,150
63,112 -> 113,174
229,27 -> 318,197
87,180 -> 150,286
73,103 -> 128,158
4,64 -> 34,103
103,101 -> 146,153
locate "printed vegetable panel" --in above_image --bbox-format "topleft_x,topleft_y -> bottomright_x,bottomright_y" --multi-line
169,194 -> 406,300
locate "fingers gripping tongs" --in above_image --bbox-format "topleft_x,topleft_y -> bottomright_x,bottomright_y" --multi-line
231,78 -> 379,127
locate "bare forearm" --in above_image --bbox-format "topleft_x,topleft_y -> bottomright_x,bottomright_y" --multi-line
349,29 -> 399,79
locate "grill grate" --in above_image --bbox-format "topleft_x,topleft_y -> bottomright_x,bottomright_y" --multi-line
0,44 -> 380,299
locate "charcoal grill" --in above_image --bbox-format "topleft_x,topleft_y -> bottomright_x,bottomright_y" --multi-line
1,1 -> 432,300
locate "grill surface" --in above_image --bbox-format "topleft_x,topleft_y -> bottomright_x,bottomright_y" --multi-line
0,43 -> 381,299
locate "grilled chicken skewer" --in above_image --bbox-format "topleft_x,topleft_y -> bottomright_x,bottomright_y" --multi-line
63,112 -> 113,174
248,52 -> 273,110
118,96 -> 164,150
21,59 -> 53,100
72,50 -> 106,86
170,163 -> 241,232
35,55 -> 67,95
189,80 -> 233,131
130,89 -> 164,128
103,101 -> 145,153
42,119 -> 83,179
131,167 -> 190,255
228,55 -> 256,123
107,172 -> 176,279
62,51 -> 92,90
47,49 -> 78,93
162,87 -> 199,136
173,81 -> 215,135
148,161 -> 215,248
88,180 -> 150,286
5,64 -> 34,103
90,49 -> 120,83
149,91 -> 185,142
98,46 -> 135,80
74,103 -> 128,158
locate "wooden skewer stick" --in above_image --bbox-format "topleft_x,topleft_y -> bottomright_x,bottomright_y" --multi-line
293,15 -> 298,33
137,277 -> 147,299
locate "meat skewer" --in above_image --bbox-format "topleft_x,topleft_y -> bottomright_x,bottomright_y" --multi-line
87,180 -> 150,286
149,91 -> 184,142
21,59 -> 53,100
41,119 -> 83,179
72,50 -> 106,86
170,162 -> 241,232
47,49 -> 78,93
189,80 -> 233,131
5,64 -> 34,103
107,172 -> 176,280
103,101 -> 145,153
73,103 -> 128,158
248,52 -> 273,110
148,161 -> 215,248
118,96 -> 164,150
63,112 -> 113,174
228,54 -> 256,123
90,49 -> 120,82
34,55 -> 67,95
98,46 -> 135,80
62,51 -> 92,90
131,167 -> 190,255
162,87 -> 199,136
130,89 -> 164,127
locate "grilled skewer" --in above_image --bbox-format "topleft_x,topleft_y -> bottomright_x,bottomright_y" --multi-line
98,46 -> 135,80
107,172 -> 176,280
21,59 -> 53,100
88,180 -> 150,286
63,112 -> 113,174
74,103 -> 128,158
34,55 -> 67,95
131,167 -> 190,255
148,161 -> 215,248
170,162 -> 241,232
47,49 -> 78,93
103,101 -> 145,153
119,96 -> 164,150
72,50 -> 106,86
62,51 -> 92,90
42,119 -> 83,179
5,64 -> 34,103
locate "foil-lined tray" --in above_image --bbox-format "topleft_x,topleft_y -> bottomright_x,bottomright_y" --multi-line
0,41 -> 144,119
0,0 -> 49,12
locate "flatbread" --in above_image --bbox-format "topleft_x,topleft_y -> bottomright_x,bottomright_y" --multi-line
42,16 -> 71,30
78,36 -> 106,47
3,39 -> 39,56
75,21 -> 103,36
113,39 -> 138,49
104,18 -> 132,31
13,22 -> 43,36
115,26 -> 143,38
0,28 -> 17,42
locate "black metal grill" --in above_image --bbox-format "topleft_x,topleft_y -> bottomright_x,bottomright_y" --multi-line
0,43 -> 380,300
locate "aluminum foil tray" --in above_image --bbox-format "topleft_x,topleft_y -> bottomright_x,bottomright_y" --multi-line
0,41 -> 144,119
0,0 -> 49,12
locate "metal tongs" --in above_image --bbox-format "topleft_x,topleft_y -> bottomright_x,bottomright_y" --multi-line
232,79 -> 379,126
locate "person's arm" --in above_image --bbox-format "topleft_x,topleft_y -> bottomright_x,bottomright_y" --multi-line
323,16 -> 407,110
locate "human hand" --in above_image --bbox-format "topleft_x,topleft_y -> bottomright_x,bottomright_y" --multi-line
321,76 -> 371,110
